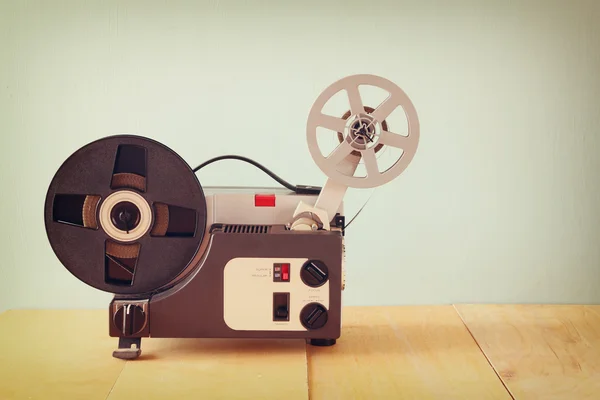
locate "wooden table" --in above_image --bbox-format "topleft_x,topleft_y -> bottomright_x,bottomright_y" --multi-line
0,306 -> 598,399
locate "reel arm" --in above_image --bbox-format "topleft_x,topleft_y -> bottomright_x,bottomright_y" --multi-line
290,156 -> 359,231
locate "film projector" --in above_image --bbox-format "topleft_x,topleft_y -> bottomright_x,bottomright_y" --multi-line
44,74 -> 420,359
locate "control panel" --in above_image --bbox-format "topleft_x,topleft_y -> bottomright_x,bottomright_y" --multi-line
223,257 -> 330,331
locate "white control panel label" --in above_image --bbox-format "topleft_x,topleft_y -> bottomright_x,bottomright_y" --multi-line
223,257 -> 329,331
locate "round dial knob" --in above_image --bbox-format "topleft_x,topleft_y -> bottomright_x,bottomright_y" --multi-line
113,304 -> 146,336
300,303 -> 328,330
300,260 -> 329,287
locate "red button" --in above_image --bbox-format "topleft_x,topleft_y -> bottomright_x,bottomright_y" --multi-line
255,194 -> 275,207
281,264 -> 289,281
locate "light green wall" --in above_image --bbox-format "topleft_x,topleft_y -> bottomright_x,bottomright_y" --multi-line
1,0 -> 599,312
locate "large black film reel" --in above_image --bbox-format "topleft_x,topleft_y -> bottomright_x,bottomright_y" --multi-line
44,135 -> 207,295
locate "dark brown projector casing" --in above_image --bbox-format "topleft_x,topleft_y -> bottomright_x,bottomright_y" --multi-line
108,225 -> 343,342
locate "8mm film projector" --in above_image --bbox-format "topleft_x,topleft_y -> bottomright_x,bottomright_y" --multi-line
44,74 -> 420,359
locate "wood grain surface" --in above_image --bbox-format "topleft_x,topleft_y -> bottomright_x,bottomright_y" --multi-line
456,305 -> 600,400
0,310 -> 125,400
107,337 -> 309,400
307,306 -> 511,399
2,306 -> 599,400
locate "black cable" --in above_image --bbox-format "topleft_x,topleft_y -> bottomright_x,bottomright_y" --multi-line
192,155 -> 321,195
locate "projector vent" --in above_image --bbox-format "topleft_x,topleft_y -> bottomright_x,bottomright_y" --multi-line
222,224 -> 271,234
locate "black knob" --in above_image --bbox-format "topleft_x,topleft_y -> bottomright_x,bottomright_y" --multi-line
300,260 -> 329,287
300,303 -> 328,330
113,304 -> 146,336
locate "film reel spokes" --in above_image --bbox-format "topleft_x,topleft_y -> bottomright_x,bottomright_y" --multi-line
291,74 -> 420,230
307,74 -> 420,189
44,135 -> 207,295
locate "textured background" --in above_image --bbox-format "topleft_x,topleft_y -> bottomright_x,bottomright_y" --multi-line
1,0 -> 599,312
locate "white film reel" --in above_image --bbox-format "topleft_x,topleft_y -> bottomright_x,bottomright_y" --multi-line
293,74 -> 419,230
306,74 -> 420,189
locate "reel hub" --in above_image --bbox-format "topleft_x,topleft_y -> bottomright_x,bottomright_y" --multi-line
99,190 -> 152,242
110,201 -> 140,232
346,113 -> 380,150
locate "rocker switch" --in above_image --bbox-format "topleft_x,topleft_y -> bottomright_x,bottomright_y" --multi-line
273,292 -> 290,321
281,264 -> 289,281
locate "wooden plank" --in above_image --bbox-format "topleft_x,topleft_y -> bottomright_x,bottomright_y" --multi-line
307,306 -> 511,399
456,305 -> 600,400
107,338 -> 309,400
0,310 -> 126,400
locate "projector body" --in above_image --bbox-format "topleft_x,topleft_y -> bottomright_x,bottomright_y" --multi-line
108,188 -> 345,358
